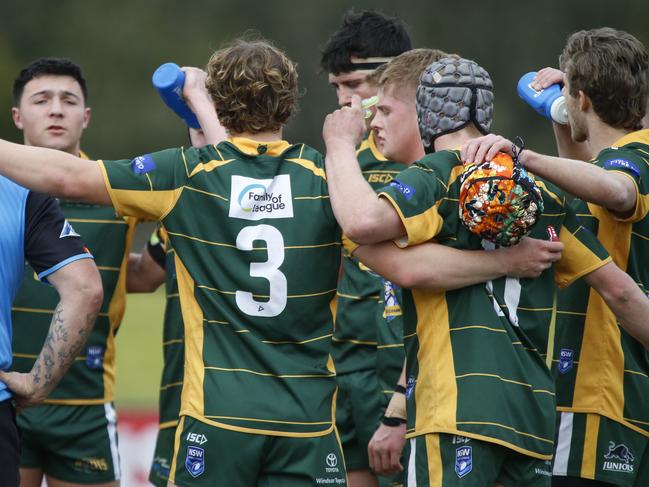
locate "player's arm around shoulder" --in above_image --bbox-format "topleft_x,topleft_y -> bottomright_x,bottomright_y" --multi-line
584,262 -> 649,349
323,95 -> 404,244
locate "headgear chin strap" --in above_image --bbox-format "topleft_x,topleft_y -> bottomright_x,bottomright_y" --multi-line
416,57 -> 494,152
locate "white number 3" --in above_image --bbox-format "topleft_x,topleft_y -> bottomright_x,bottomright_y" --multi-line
235,225 -> 287,317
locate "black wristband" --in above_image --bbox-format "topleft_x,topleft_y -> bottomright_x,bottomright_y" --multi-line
394,385 -> 406,395
382,416 -> 406,427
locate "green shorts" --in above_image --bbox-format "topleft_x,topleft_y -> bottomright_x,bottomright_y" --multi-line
150,424 -> 177,487
170,415 -> 347,486
336,368 -> 386,471
553,412 -> 649,486
18,402 -> 120,483
406,433 -> 552,487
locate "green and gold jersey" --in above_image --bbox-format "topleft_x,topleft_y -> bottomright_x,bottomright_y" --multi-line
154,228 -> 184,431
99,137 -> 341,437
11,153 -> 138,403
555,129 -> 649,438
375,278 -> 405,402
378,149 -> 609,459
333,132 -> 404,374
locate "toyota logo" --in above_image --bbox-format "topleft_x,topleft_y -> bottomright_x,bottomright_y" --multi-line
326,453 -> 338,467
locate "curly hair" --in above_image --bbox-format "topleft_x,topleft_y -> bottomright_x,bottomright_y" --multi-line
206,39 -> 298,134
560,28 -> 649,130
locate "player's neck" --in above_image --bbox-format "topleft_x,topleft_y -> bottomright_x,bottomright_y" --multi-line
434,126 -> 483,152
231,130 -> 284,143
587,117 -> 634,155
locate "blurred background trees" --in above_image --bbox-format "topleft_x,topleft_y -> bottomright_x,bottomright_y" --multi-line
1,0 -> 647,160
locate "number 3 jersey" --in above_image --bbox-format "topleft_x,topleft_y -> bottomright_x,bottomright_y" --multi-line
99,138 -> 341,437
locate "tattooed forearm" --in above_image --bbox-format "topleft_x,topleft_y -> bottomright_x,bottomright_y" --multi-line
29,301 -> 93,397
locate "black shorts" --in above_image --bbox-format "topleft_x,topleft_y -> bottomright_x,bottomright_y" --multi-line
0,399 -> 20,487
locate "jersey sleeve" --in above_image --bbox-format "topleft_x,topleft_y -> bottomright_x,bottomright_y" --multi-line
24,192 -> 93,282
97,147 -> 190,221
595,147 -> 649,223
377,159 -> 447,247
555,199 -> 611,288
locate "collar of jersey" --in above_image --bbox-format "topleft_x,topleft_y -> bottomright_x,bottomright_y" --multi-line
611,128 -> 649,149
227,137 -> 292,157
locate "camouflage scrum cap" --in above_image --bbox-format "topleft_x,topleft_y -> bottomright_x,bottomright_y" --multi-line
416,57 -> 494,152
459,152 -> 543,247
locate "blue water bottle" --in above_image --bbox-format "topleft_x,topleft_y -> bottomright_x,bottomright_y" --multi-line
152,62 -> 200,129
517,72 -> 568,125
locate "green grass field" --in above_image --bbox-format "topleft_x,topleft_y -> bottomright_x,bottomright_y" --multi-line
113,288 -> 167,410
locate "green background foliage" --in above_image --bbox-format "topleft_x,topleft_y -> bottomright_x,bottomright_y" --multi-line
2,0 -> 647,408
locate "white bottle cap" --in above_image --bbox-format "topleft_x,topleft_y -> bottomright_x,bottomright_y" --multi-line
550,96 -> 569,125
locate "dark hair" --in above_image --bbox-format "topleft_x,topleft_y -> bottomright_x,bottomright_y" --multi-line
13,57 -> 88,105
560,28 -> 648,130
320,10 -> 412,75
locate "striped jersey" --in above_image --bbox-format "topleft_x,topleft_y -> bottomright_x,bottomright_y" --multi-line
333,132 -> 405,374
555,129 -> 649,437
155,227 -> 185,432
11,153 -> 138,404
378,149 -> 609,459
99,137 -> 341,436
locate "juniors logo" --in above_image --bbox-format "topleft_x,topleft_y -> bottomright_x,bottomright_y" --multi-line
603,442 -> 635,474
558,348 -> 574,374
229,175 -> 294,221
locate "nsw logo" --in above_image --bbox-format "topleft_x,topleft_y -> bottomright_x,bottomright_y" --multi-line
229,175 -> 293,221
389,179 -> 416,201
455,446 -> 472,478
85,346 -> 104,370
131,154 -> 156,174
558,348 -> 574,374
185,446 -> 205,478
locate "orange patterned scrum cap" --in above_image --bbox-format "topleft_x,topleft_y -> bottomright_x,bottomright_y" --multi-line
459,152 -> 543,247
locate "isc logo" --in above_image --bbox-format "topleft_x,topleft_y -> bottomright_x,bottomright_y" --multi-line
186,432 -> 208,445
367,173 -> 394,184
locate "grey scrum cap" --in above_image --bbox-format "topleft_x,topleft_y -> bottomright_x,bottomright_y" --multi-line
416,57 -> 494,152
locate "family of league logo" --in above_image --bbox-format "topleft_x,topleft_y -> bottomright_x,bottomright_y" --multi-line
229,175 -> 294,221
603,442 -> 635,474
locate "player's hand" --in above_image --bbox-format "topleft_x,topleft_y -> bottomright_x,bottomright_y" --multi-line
497,237 -> 564,278
181,67 -> 211,110
531,67 -> 565,91
323,95 -> 365,149
368,422 -> 406,476
461,134 -> 520,165
0,370 -> 47,412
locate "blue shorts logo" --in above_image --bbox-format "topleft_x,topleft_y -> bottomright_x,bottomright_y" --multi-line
131,154 -> 156,174
389,179 -> 416,201
558,348 -> 574,374
604,158 -> 640,178
455,446 -> 472,478
405,376 -> 416,400
86,346 -> 104,370
185,446 -> 205,478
